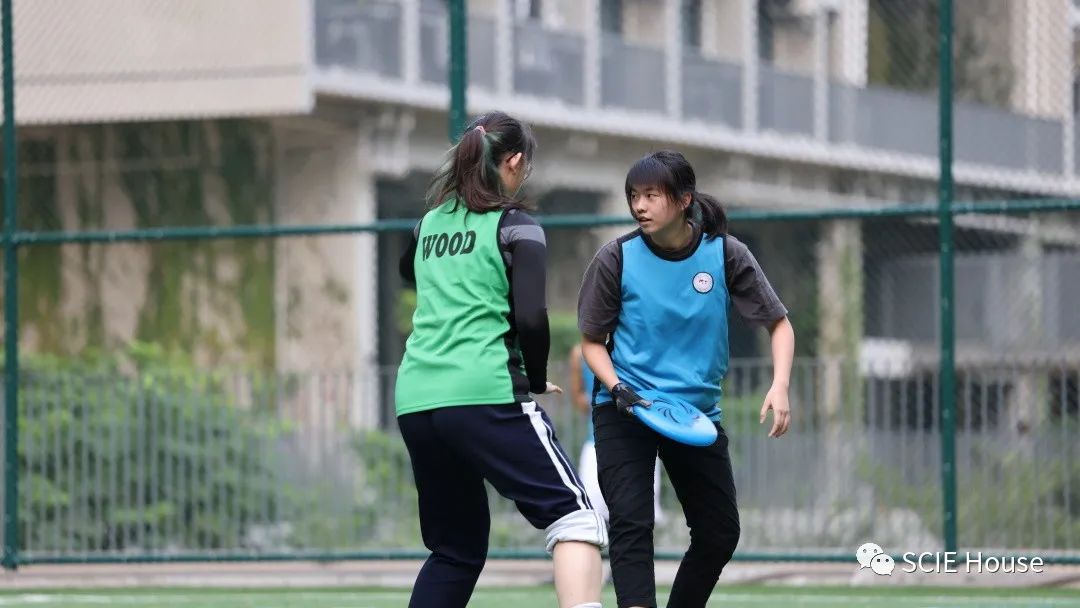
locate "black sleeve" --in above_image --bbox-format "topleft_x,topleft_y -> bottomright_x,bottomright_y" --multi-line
398,221 -> 421,284
500,211 -> 550,393
724,234 -> 788,326
577,239 -> 623,339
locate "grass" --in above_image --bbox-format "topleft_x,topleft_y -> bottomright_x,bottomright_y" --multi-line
0,585 -> 1078,607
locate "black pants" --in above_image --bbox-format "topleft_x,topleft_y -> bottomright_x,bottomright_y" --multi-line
594,405 -> 740,608
399,402 -> 598,608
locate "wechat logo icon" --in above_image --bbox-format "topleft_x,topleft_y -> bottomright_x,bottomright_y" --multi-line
856,542 -> 895,576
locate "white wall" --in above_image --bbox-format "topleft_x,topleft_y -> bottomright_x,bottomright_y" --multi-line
11,0 -> 311,124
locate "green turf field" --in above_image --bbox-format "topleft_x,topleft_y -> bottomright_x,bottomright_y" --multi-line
1,586 -> 1079,607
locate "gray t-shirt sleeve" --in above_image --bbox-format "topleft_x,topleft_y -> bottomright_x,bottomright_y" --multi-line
577,239 -> 622,338
498,209 -> 547,266
724,234 -> 788,326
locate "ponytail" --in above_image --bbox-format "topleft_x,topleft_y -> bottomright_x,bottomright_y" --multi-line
426,111 -> 537,213
691,190 -> 728,237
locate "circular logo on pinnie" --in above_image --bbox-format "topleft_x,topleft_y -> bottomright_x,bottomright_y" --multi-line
692,272 -> 713,294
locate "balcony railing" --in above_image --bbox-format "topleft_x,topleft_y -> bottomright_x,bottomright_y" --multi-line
600,34 -> 666,113
315,0 -> 1078,179
515,20 -> 585,106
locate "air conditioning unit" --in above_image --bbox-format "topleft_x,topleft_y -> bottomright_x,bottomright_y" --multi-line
859,338 -> 915,379
787,0 -> 841,16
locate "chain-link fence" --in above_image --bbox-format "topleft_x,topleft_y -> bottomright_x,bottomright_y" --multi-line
10,209 -> 1079,562
2,0 -> 1080,567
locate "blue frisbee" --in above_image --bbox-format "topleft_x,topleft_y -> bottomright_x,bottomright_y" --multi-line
633,390 -> 718,447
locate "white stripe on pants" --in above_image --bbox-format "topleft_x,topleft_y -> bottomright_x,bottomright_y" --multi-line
521,401 -> 589,510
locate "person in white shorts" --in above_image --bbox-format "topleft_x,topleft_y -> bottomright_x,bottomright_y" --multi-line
569,344 -> 664,524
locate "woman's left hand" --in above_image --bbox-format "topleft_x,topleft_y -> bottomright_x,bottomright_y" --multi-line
759,384 -> 791,438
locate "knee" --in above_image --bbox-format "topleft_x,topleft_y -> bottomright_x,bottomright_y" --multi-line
467,553 -> 487,575
432,542 -> 488,575
690,524 -> 739,562
546,509 -> 609,553
459,555 -> 486,577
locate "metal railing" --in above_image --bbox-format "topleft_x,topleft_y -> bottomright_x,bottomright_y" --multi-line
314,0 -> 1079,178
9,357 -> 1079,563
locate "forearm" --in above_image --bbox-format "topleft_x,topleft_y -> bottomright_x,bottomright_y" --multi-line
511,241 -> 550,392
517,312 -> 550,392
568,351 -> 590,413
581,337 -> 618,392
399,233 -> 418,284
769,316 -> 795,389
571,393 -> 590,413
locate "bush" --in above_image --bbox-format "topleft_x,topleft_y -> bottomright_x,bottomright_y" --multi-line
283,428 -> 422,551
16,344 -> 286,554
856,428 -> 1080,551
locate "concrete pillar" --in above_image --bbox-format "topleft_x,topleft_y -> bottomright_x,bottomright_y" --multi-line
835,0 -> 868,86
495,0 -> 513,97
274,122 -> 379,430
1007,235 -> 1045,454
813,5 -> 830,141
402,0 -> 421,85
1064,0 -> 1075,178
584,0 -> 601,110
665,0 -> 683,119
742,0 -> 759,133
816,220 -> 864,508
1009,0 -> 1071,119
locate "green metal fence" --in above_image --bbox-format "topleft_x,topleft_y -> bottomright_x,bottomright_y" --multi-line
2,0 -> 1080,569
2,0 -> 19,571
6,202 -> 1080,567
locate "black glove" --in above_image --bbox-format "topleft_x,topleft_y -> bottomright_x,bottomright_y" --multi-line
611,383 -> 650,417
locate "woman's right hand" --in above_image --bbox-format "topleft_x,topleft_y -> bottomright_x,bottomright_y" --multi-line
543,382 -> 564,395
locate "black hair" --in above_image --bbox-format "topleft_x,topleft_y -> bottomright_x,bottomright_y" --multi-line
427,111 -> 537,212
624,150 -> 728,237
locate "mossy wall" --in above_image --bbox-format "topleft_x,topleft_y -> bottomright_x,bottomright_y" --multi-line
13,120 -> 276,369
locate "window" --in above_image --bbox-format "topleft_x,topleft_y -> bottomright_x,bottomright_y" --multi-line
758,0 -> 775,61
600,0 -> 622,34
511,0 -> 542,21
1050,370 -> 1079,421
1073,74 -> 1080,116
683,0 -> 702,49
863,371 -> 1008,432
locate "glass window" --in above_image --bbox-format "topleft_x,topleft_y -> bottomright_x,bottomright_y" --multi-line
600,0 -> 622,34
683,0 -> 702,49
